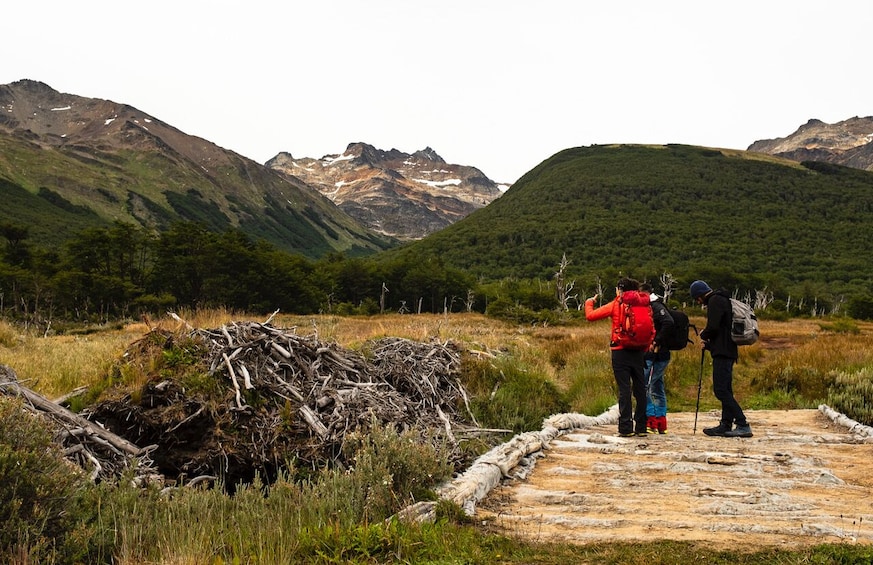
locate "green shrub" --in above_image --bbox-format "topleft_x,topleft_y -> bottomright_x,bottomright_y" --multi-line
818,318 -> 861,334
463,357 -> 567,432
0,397 -> 102,563
753,361 -> 834,401
0,321 -> 20,347
846,295 -> 873,320
827,368 -> 873,426
340,421 -> 454,521
757,307 -> 790,321
485,297 -> 538,324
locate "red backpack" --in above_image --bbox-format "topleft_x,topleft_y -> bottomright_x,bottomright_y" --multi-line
615,291 -> 655,350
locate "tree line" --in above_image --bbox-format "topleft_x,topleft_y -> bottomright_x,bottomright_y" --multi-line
0,221 -> 483,325
1,220 -> 870,330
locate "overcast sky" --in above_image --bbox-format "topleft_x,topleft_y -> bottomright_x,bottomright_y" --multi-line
3,1 -> 871,183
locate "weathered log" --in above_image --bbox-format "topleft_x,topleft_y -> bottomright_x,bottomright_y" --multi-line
299,404 -> 329,439
53,385 -> 88,405
819,403 -> 873,438
396,405 -> 620,523
0,366 -> 142,456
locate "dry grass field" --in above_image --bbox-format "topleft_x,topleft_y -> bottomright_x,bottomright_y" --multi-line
3,310 -> 873,563
3,309 -> 871,416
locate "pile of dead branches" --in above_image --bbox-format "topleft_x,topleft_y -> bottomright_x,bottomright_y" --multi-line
195,321 -> 476,449
82,319 -> 483,485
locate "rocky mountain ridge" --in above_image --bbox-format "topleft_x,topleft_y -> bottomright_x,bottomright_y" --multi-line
748,116 -> 873,171
0,79 -> 392,256
267,143 -> 506,240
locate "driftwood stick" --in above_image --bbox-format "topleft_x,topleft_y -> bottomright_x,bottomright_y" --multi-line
436,405 -> 457,444
186,475 -> 218,488
238,363 -> 254,390
168,311 -> 194,330
263,309 -> 280,325
84,449 -> 103,481
274,374 -> 305,402
225,347 -> 243,363
221,325 -> 234,347
167,404 -> 206,433
88,434 -> 124,455
456,378 -> 480,427
222,353 -> 244,409
53,385 -> 88,405
64,444 -> 85,456
299,404 -> 329,439
271,342 -> 293,359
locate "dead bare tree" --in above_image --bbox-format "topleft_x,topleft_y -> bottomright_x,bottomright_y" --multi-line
554,253 -> 577,311
465,289 -> 475,313
658,272 -> 677,303
380,282 -> 389,314
594,277 -> 605,307
754,288 -> 774,311
831,296 -> 844,316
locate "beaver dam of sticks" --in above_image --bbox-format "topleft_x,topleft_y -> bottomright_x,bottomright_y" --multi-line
2,317 -> 495,489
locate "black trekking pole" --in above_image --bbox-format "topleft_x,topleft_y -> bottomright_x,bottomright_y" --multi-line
646,362 -> 654,398
693,348 -> 705,435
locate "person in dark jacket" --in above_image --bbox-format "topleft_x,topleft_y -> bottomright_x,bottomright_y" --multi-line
585,277 -> 653,437
641,283 -> 674,434
690,280 -> 753,438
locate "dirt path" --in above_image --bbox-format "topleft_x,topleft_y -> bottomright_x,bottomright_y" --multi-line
477,409 -> 873,550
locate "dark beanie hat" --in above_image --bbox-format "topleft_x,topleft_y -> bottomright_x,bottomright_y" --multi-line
616,277 -> 639,291
690,280 -> 712,299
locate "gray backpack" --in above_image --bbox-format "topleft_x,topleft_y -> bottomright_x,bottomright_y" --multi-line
729,298 -> 759,345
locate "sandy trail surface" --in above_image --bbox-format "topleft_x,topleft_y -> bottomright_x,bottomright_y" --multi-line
477,409 -> 873,550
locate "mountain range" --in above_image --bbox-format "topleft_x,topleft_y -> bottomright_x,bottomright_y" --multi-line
2,78 -> 873,301
0,80 -> 510,255
267,144 -> 504,240
748,116 -> 873,171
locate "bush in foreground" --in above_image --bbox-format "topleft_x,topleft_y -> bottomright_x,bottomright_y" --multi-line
0,397 -> 104,563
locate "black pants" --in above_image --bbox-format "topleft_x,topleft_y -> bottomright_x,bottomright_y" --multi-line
712,355 -> 747,426
612,349 -> 647,434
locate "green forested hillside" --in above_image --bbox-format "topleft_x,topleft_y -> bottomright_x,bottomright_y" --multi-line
380,144 -> 873,298
0,133 -> 393,258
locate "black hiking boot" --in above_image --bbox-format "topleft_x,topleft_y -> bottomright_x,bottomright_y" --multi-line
725,424 -> 753,438
703,422 -> 732,437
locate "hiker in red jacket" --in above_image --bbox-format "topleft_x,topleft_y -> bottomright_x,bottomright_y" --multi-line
585,277 -> 654,437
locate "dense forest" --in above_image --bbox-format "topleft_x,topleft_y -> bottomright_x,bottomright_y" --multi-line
0,220 -> 477,324
2,217 -> 873,330
4,144 -> 873,327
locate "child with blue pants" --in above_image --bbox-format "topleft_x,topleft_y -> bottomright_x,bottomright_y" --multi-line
645,354 -> 670,433
641,285 -> 674,434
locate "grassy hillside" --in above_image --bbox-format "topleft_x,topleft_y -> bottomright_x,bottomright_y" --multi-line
380,144 -> 873,296
0,133 -> 393,258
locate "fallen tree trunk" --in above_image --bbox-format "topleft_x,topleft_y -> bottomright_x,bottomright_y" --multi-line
396,405 -> 620,523
0,365 -> 160,484
0,367 -> 142,456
